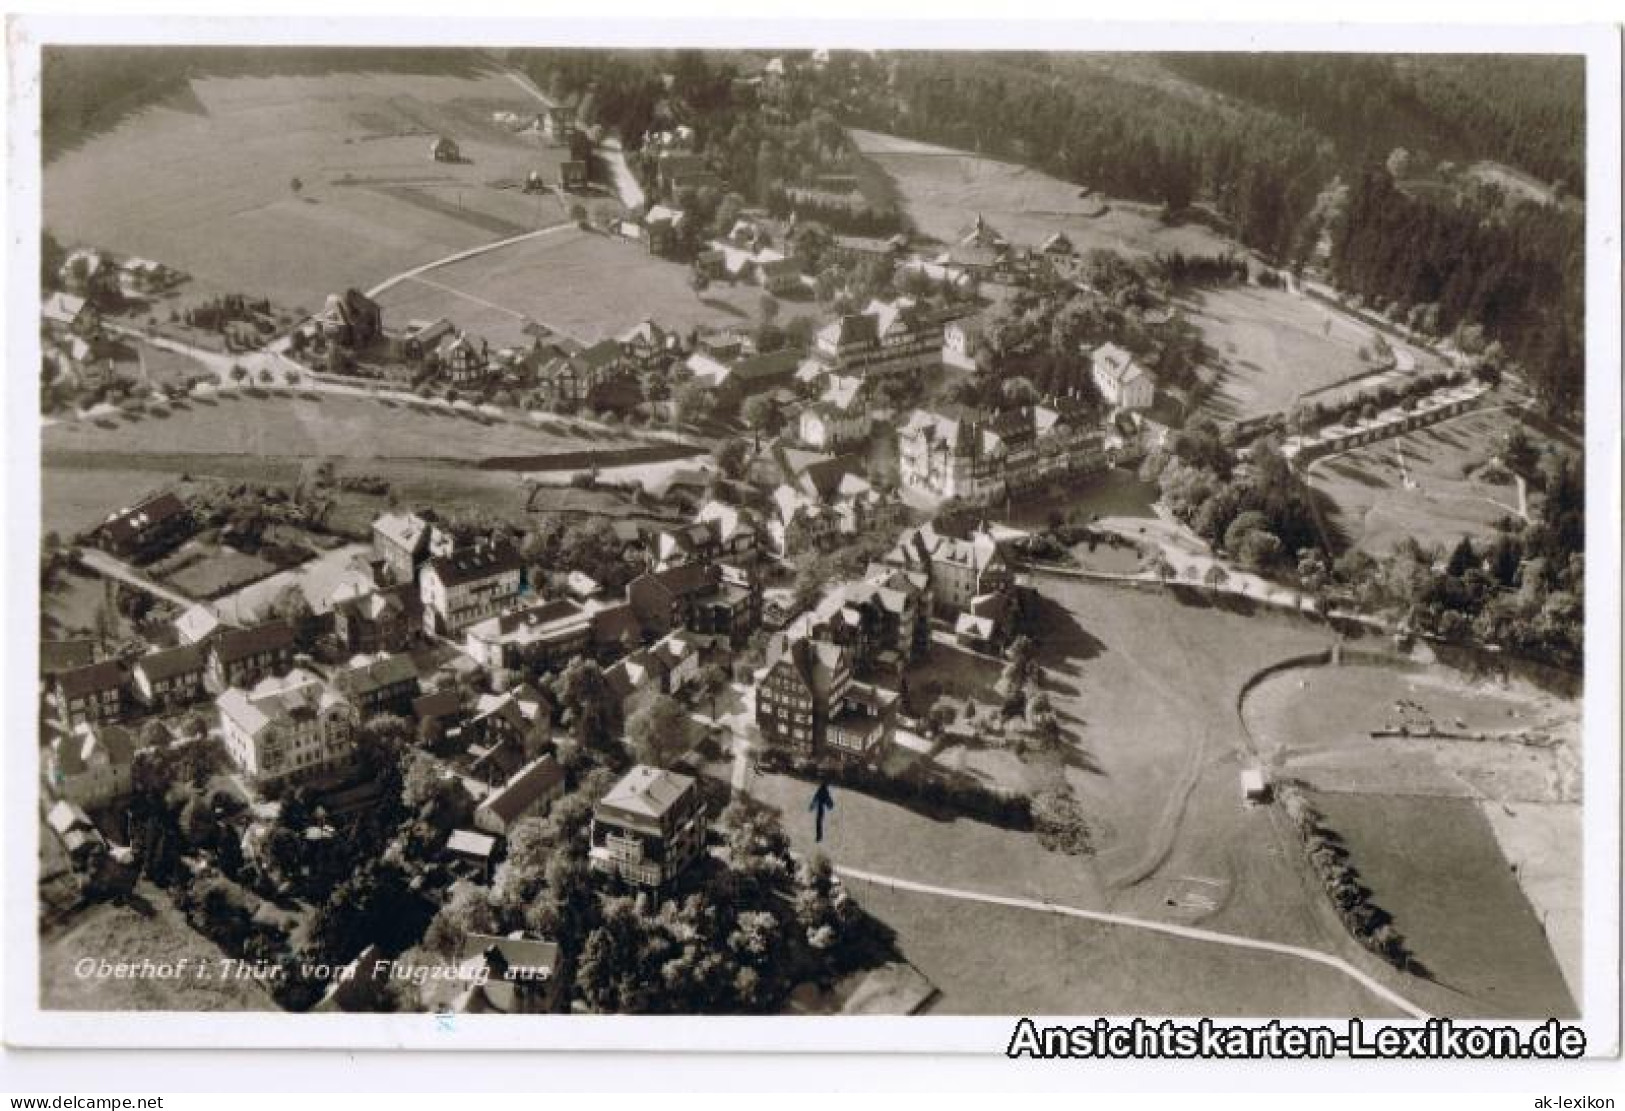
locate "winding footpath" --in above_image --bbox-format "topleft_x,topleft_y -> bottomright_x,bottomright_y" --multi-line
834,865 -> 1431,1020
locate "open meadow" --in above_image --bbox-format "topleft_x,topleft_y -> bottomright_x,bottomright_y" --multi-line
42,391 -> 647,462
849,128 -> 1234,258
1309,407 -> 1535,555
373,225 -> 768,347
1242,656 -> 1581,1015
45,66 -> 589,309
848,882 -> 1406,1018
1180,284 -> 1443,423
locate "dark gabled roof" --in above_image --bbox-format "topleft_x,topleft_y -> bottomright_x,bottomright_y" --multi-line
211,620 -> 295,665
55,659 -> 126,699
459,933 -> 560,978
134,643 -> 205,683
479,755 -> 565,825
413,688 -> 464,721
590,603 -> 641,648
636,562 -> 718,600
426,542 -> 522,589
332,653 -> 420,697
99,492 -> 187,546
728,348 -> 802,385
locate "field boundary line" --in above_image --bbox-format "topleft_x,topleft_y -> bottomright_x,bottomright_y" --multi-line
835,865 -> 1432,1020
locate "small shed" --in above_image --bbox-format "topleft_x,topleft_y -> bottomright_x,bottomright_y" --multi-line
1240,767 -> 1271,804
431,136 -> 461,163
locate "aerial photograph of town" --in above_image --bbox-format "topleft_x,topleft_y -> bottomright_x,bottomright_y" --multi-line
31,44 -> 1588,1023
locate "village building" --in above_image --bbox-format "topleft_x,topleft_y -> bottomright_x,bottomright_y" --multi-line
755,636 -> 855,757
797,374 -> 871,451
95,492 -> 191,560
643,205 -> 686,257
46,800 -> 108,869
463,598 -> 593,679
318,289 -> 384,351
174,604 -> 226,647
627,562 -> 757,647
330,583 -> 416,655
216,668 -> 357,786
131,643 -> 208,712
395,318 -> 456,364
882,524 -> 1012,614
897,402 -> 1107,503
59,248 -> 121,302
206,620 -> 297,693
473,754 -> 567,837
330,652 -> 421,717
1090,342 -> 1156,411
431,135 -> 461,163
46,721 -> 135,809
432,332 -> 492,386
588,765 -> 706,893
810,297 -> 942,381
419,542 -> 525,637
451,932 -> 563,1014
372,511 -> 457,586
53,660 -> 127,727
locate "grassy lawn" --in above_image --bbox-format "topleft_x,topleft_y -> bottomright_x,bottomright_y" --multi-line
850,129 -> 1233,260
740,768 -> 1105,909
1314,792 -> 1575,1018
1181,284 -> 1445,424
1028,573 -> 1333,890
43,392 -> 649,463
40,882 -> 278,1011
373,225 -> 769,347
1310,408 -> 1542,555
45,66 -> 581,309
849,881 -> 1407,1017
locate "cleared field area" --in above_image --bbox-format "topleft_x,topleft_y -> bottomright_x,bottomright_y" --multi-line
1243,657 -> 1581,1016
1029,574 -> 1332,891
1180,284 -> 1442,423
41,392 -> 644,462
45,68 -> 585,309
40,883 -> 277,1011
850,128 -> 1233,259
373,226 -> 765,346
850,882 -> 1406,1017
742,768 -> 1105,909
1309,407 -> 1532,555
1315,793 -> 1576,1018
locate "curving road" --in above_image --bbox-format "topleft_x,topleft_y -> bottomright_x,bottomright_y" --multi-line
834,865 -> 1431,1020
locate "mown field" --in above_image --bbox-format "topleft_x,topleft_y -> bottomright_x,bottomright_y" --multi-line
849,882 -> 1406,1018
45,67 -> 587,309
1180,285 -> 1441,423
1028,573 -> 1333,892
42,392 -> 646,462
1309,407 -> 1531,555
849,128 -> 1234,259
373,225 -> 767,347
1242,657 -> 1581,1017
1315,793 -> 1575,1018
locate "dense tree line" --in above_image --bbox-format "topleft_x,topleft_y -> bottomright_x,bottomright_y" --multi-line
1160,53 -> 1584,197
1328,166 -> 1583,416
846,53 -> 1328,260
